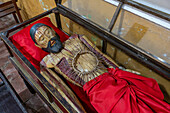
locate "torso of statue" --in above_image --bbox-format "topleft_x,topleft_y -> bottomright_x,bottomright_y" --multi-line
41,35 -> 116,87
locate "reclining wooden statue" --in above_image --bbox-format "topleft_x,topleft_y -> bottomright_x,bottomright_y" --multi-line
29,23 -> 170,113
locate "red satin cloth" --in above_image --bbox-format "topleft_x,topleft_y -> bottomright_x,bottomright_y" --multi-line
83,68 -> 170,113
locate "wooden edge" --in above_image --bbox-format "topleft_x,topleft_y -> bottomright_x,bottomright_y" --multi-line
40,67 -> 86,112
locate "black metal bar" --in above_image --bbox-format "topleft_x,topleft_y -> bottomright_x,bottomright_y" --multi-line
55,11 -> 62,30
103,0 -> 124,53
56,4 -> 170,79
102,40 -> 107,53
54,0 -> 62,5
54,0 -> 58,5
18,71 -> 36,94
58,0 -> 62,4
54,0 -> 62,30
117,0 -> 170,21
108,0 -> 124,32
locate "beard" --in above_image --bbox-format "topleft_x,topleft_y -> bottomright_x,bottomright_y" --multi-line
42,36 -> 62,53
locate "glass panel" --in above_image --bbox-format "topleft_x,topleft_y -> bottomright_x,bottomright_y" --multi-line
112,9 -> 170,65
60,15 -> 103,49
62,0 -> 117,29
60,15 -> 170,103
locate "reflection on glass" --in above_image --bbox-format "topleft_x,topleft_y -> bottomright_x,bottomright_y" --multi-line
131,0 -> 170,14
60,15 -> 103,49
62,0 -> 116,28
112,10 -> 170,64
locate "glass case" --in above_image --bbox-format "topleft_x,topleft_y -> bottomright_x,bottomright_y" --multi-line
61,0 -> 170,102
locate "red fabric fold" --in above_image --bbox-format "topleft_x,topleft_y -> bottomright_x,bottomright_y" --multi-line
83,68 -> 170,113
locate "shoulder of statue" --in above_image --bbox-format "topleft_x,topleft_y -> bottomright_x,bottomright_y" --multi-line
42,53 -> 52,61
64,34 -> 80,44
41,52 -> 65,68
40,53 -> 54,68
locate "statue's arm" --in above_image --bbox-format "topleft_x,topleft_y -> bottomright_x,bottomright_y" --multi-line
40,54 -> 55,68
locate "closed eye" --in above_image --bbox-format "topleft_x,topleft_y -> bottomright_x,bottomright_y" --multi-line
39,36 -> 44,41
45,29 -> 51,36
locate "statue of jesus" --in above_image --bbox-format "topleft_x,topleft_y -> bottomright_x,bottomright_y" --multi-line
30,23 -> 170,113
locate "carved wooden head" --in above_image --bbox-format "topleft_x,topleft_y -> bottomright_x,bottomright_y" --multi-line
30,23 -> 62,53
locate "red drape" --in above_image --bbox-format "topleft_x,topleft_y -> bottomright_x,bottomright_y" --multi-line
83,68 -> 170,113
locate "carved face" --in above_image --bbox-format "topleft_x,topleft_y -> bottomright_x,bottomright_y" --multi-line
34,25 -> 62,53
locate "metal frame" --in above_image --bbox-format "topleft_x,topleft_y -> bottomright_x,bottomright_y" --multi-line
56,3 -> 170,79
0,0 -> 169,112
